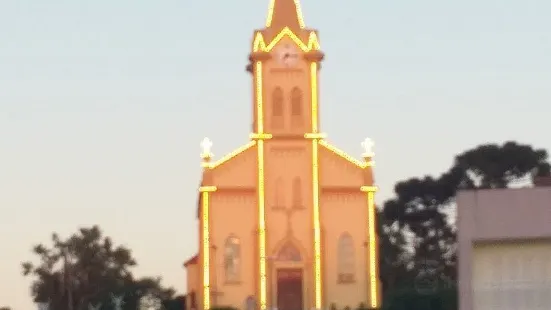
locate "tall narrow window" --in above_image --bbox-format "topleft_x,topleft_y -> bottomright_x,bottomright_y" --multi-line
272,87 -> 284,129
224,235 -> 241,282
290,87 -> 303,128
292,177 -> 302,208
274,177 -> 285,209
337,233 -> 355,283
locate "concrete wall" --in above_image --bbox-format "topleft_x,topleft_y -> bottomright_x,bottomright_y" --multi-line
457,187 -> 551,310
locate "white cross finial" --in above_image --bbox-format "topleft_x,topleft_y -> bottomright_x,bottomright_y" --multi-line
200,137 -> 213,159
361,137 -> 375,157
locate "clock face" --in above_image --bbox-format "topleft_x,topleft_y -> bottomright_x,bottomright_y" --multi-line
278,44 -> 299,67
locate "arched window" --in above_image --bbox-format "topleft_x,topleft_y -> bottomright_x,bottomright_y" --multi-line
274,177 -> 285,208
292,177 -> 302,208
290,87 -> 303,128
337,233 -> 355,283
224,235 -> 241,282
272,87 -> 284,129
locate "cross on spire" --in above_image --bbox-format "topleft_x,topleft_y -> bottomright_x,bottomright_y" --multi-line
200,137 -> 213,159
361,137 -> 375,158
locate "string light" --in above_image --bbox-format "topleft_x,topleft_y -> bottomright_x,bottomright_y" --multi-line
361,185 -> 379,308
318,140 -> 374,169
199,1 -> 382,308
312,138 -> 322,309
304,133 -> 326,139
310,62 -> 319,133
258,140 -> 267,310
199,186 -> 217,310
253,27 -> 321,53
202,141 -> 257,169
250,133 -> 272,140
256,62 -> 264,133
254,59 -> 268,310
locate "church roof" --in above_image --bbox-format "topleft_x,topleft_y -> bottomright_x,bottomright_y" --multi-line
196,141 -> 258,218
183,254 -> 198,268
265,0 -> 305,31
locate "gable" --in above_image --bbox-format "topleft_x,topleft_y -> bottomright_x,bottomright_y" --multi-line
208,141 -> 257,188
318,141 -> 366,188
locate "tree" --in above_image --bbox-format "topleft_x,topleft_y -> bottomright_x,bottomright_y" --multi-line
453,141 -> 550,189
379,141 -> 550,295
22,225 -> 174,310
162,295 -> 186,310
377,209 -> 412,292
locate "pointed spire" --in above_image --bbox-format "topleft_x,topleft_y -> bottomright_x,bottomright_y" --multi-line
265,0 -> 305,30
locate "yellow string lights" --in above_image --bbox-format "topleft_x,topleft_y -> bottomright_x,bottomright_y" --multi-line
312,138 -> 322,309
308,61 -> 323,309
361,185 -> 379,308
197,1 -> 381,309
199,185 -> 217,309
253,27 -> 320,53
253,60 -> 269,310
202,141 -> 257,169
318,140 -> 374,169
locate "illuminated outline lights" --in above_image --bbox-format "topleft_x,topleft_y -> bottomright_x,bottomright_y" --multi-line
319,140 -> 374,169
199,185 -> 217,310
202,141 -> 257,169
199,13 -> 384,308
257,140 -> 267,310
361,185 -> 379,308
310,62 -> 319,133
312,138 -> 322,309
309,61 -> 323,309
254,60 -> 268,310
253,28 -> 320,53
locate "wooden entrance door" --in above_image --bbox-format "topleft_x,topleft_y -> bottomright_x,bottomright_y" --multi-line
277,268 -> 303,310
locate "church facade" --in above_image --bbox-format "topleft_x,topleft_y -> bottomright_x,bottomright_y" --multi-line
184,1 -> 381,310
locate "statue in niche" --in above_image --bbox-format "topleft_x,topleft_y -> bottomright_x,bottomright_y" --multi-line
224,235 -> 241,281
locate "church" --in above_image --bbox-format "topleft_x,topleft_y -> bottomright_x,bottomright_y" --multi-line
184,1 -> 381,310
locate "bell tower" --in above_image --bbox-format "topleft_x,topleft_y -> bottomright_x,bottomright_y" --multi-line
245,2 -> 326,310
247,0 -> 324,138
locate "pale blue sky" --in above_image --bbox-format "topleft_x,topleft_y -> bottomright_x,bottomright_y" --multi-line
1,0 -> 550,309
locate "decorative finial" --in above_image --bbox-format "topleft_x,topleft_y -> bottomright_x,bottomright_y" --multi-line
200,137 -> 213,160
361,137 -> 375,158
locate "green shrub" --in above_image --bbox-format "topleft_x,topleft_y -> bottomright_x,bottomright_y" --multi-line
382,287 -> 457,310
210,306 -> 240,310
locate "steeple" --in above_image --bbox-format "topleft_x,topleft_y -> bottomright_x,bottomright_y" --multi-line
247,0 -> 323,137
265,0 -> 305,31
